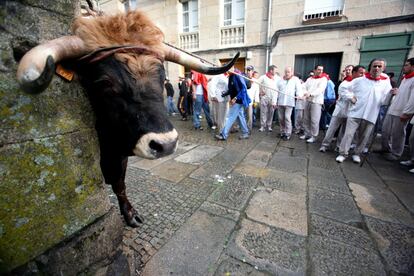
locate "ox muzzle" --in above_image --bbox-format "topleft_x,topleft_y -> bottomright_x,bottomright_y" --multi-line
133,129 -> 178,159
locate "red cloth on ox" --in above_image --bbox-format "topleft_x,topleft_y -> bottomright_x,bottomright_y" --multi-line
191,70 -> 209,103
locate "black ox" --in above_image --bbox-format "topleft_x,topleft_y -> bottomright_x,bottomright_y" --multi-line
17,11 -> 238,227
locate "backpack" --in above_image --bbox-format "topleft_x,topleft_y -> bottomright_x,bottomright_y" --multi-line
324,79 -> 336,102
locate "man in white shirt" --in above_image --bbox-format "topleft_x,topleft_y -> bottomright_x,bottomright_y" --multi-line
336,58 -> 393,163
300,65 -> 328,143
246,69 -> 260,131
277,66 -> 303,140
258,65 -> 280,132
381,57 -> 414,161
319,65 -> 366,152
209,73 -> 229,132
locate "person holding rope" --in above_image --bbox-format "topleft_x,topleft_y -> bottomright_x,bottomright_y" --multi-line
300,65 -> 329,143
381,57 -> 414,161
276,66 -> 303,140
336,58 -> 394,164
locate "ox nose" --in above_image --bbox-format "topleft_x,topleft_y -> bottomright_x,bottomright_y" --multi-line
149,139 -> 177,158
133,129 -> 178,159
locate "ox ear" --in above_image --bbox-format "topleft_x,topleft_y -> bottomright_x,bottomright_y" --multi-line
163,43 -> 239,75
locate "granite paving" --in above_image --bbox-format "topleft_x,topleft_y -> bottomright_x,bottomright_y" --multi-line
115,116 -> 413,275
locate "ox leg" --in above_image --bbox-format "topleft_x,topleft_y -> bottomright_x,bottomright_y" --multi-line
111,158 -> 144,227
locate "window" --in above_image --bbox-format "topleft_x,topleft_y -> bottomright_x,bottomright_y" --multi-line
303,0 -> 344,21
223,0 -> 245,26
182,0 -> 198,33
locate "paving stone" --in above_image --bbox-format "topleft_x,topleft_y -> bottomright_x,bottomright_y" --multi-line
365,216 -> 414,275
246,189 -> 307,236
310,214 -> 375,251
386,180 -> 414,214
213,255 -> 272,276
340,161 -> 384,186
310,235 -> 385,276
150,160 -> 198,183
190,148 -> 247,181
226,219 -> 306,275
141,210 -> 236,276
130,142 -> 197,170
253,141 -> 278,153
349,182 -> 414,226
208,173 -> 258,210
267,154 -> 307,176
308,167 -> 351,195
174,145 -> 224,165
309,188 -> 362,225
260,169 -> 307,195
199,201 -> 241,222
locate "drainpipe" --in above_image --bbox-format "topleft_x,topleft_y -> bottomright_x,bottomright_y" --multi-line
269,14 -> 414,52
265,0 -> 273,69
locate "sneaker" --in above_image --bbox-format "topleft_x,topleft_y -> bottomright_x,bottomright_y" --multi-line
306,137 -> 316,143
352,155 -> 361,164
384,152 -> 398,161
409,168 -> 414,174
319,146 -> 327,153
268,127 -> 273,132
259,127 -> 265,132
215,134 -> 226,141
239,134 -> 249,140
336,155 -> 346,163
400,160 -> 413,166
299,135 -> 307,140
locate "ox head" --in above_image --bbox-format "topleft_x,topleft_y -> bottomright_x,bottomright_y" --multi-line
16,13 -> 239,160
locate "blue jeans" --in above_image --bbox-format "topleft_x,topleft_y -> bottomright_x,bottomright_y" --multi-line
193,94 -> 213,128
167,96 -> 178,114
221,103 -> 249,139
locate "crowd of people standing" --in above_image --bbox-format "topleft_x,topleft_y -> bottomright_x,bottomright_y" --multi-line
165,57 -> 414,174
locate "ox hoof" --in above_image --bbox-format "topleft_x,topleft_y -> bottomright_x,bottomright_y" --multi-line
123,208 -> 144,228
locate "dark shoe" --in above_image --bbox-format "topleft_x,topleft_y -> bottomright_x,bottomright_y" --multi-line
215,134 -> 226,141
239,134 -> 249,140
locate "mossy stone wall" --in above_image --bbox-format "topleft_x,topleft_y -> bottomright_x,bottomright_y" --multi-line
0,1 -> 113,272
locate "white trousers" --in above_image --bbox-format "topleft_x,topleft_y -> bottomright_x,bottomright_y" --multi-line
278,106 -> 293,136
303,102 -> 322,138
339,117 -> 374,156
381,114 -> 409,157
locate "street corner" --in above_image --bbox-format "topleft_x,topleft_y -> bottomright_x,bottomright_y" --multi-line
225,219 -> 307,275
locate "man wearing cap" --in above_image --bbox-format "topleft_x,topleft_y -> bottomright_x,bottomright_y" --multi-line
258,65 -> 280,132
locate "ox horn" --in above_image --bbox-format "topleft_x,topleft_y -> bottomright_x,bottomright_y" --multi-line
163,43 -> 239,75
17,36 -> 88,94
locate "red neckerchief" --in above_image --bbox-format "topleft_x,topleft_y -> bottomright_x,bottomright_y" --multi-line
344,76 -> 353,82
365,72 -> 388,81
312,73 -> 329,80
403,71 -> 414,79
266,72 -> 274,80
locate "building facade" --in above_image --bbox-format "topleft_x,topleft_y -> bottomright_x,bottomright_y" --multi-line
98,0 -> 414,84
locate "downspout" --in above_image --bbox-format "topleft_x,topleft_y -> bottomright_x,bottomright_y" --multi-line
269,14 -> 414,51
265,0 -> 273,69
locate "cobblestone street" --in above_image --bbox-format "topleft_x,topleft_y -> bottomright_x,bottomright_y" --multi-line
117,116 -> 413,275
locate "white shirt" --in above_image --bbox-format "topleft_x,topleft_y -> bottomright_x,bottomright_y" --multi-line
276,76 -> 303,107
209,74 -> 229,102
388,76 -> 414,116
258,74 -> 280,105
347,76 -> 392,124
332,79 -> 354,118
247,80 -> 260,106
304,76 -> 328,105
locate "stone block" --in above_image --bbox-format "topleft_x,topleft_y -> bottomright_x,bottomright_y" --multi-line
246,189 -> 307,236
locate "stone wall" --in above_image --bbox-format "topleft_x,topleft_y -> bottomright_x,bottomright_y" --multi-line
0,1 -> 123,273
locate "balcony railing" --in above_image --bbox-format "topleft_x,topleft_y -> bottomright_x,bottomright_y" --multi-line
179,32 -> 199,50
220,25 -> 244,46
